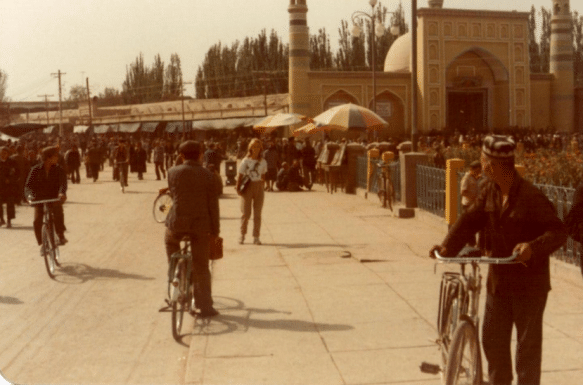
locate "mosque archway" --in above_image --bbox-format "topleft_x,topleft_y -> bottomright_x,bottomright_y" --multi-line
445,47 -> 510,133
367,91 -> 406,138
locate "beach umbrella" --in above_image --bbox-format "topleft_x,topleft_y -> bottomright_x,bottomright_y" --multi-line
292,121 -> 329,137
253,113 -> 310,134
312,103 -> 388,132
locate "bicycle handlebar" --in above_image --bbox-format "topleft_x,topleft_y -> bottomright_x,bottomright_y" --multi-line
29,198 -> 62,205
433,249 -> 519,264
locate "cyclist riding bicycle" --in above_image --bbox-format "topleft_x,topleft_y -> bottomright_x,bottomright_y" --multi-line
113,139 -> 130,189
25,146 -> 68,253
164,141 -> 220,318
430,135 -> 567,385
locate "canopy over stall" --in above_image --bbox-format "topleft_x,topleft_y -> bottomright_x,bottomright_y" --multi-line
0,123 -> 46,138
118,123 -> 141,133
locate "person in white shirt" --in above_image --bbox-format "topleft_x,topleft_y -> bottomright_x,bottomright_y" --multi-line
236,138 -> 267,245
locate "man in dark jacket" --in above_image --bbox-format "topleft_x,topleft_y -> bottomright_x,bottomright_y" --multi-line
431,135 -> 567,385
65,145 -> 81,184
25,146 -> 68,249
165,141 -> 220,317
0,146 -> 19,228
86,142 -> 101,182
131,141 -> 147,180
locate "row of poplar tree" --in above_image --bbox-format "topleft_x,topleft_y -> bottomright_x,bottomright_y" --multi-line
69,3 -> 583,107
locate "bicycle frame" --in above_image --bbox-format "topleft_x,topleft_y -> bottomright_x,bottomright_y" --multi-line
30,198 -> 62,278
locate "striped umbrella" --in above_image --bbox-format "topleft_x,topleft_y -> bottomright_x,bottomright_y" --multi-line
292,121 -> 328,137
312,103 -> 388,132
253,113 -> 310,134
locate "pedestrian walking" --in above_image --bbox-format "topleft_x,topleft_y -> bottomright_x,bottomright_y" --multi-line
263,141 -> 279,192
65,145 -> 81,184
131,142 -> 147,180
430,135 -> 567,385
236,138 -> 267,245
153,140 -> 166,180
86,142 -> 101,182
0,147 -> 19,228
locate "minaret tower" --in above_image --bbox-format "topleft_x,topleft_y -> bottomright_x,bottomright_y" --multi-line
550,0 -> 574,132
288,0 -> 310,133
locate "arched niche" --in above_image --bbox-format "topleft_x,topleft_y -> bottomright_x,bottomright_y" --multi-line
323,90 -> 358,111
367,91 -> 406,138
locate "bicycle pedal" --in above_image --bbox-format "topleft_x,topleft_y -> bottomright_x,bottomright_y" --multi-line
419,362 -> 441,375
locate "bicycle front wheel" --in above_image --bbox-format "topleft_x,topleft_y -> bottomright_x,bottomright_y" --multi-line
153,193 -> 173,223
42,226 -> 56,279
444,320 -> 482,385
171,262 -> 187,341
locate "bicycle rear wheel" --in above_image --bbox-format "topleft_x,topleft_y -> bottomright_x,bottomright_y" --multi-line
444,320 -> 482,385
42,226 -> 56,279
171,261 -> 187,341
153,193 -> 173,223
52,227 -> 61,267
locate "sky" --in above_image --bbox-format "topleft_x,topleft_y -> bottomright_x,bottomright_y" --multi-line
1,0 -> 554,102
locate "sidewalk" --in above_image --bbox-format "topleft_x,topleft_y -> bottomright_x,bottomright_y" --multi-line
0,167 -> 581,385
184,182 -> 583,384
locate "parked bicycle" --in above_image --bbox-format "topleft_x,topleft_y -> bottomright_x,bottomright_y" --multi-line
167,237 -> 195,341
153,190 -> 173,223
421,246 -> 517,385
376,161 -> 395,211
30,198 -> 63,279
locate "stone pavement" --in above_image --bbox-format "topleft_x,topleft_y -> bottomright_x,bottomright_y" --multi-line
0,164 -> 582,385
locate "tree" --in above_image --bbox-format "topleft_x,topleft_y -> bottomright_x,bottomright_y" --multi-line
151,54 -> 165,101
573,11 -> 583,85
539,7 -> 552,73
96,87 -> 123,107
122,52 -> 148,104
528,6 -> 542,73
310,28 -> 334,70
0,69 -> 7,103
195,29 -> 288,99
164,53 -> 183,99
68,84 -> 88,105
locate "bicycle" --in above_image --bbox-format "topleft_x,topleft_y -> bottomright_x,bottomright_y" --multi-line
420,246 -> 517,385
30,198 -> 63,279
167,237 -> 195,341
376,161 -> 395,211
153,191 -> 173,223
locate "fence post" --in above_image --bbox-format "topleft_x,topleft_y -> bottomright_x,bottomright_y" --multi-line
367,148 -> 380,197
382,151 -> 395,163
446,158 -> 465,227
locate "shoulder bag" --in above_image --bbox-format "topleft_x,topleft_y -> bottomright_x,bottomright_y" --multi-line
237,160 -> 259,194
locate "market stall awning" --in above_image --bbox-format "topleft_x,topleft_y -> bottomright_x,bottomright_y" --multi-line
141,122 -> 160,133
93,124 -> 111,134
165,121 -> 191,133
73,125 -> 90,133
0,123 -> 46,137
118,123 -> 141,133
43,125 -> 57,134
192,117 -> 264,130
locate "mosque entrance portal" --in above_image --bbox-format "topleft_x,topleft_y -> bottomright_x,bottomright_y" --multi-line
447,90 -> 487,133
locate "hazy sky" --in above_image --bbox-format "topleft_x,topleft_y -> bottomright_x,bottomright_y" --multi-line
1,0 -> 553,102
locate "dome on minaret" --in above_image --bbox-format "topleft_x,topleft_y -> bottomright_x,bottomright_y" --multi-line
384,32 -> 411,73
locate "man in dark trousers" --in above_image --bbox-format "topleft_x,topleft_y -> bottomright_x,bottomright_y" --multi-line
25,146 -> 68,251
164,141 -> 220,318
65,145 -> 81,184
430,135 -> 567,385
0,146 -> 19,228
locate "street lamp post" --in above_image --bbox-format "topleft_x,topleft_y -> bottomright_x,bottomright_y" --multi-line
351,0 -> 399,139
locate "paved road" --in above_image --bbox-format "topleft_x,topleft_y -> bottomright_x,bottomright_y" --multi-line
1,164 -> 582,385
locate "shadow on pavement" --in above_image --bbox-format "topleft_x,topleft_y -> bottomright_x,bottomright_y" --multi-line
2,225 -> 34,231
64,201 -> 103,205
55,263 -> 155,284
269,243 -> 351,249
0,296 -> 24,305
185,297 -> 353,336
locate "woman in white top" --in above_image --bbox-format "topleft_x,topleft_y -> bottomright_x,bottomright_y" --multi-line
236,138 -> 268,245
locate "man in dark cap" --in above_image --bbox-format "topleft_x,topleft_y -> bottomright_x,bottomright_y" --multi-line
430,135 -> 567,385
164,141 -> 220,318
25,146 -> 68,249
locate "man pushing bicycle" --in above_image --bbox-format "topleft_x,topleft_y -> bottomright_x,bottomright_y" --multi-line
430,135 -> 567,385
25,146 -> 68,253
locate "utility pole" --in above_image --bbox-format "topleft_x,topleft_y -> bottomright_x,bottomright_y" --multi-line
253,70 -> 277,116
180,81 -> 193,139
86,77 -> 93,129
51,70 -> 66,138
38,94 -> 54,127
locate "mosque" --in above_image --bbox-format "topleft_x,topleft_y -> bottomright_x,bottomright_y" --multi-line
288,0 -> 583,137
10,0 -> 582,137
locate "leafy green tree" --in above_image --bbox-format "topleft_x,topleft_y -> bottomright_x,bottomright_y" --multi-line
164,53 -> 183,99
67,84 -> 88,106
0,69 -> 7,103
96,87 -> 123,107
539,7 -> 552,73
573,11 -> 583,85
310,28 -> 334,70
122,53 -> 148,104
528,6 -> 542,73
151,54 -> 165,101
